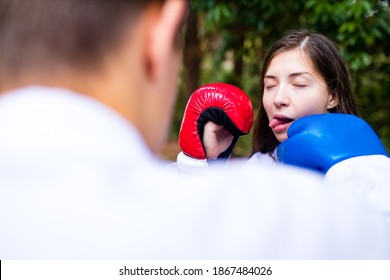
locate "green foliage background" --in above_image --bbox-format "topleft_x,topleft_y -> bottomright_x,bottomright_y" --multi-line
173,0 -> 390,158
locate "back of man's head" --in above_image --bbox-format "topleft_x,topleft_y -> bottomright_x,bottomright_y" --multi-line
0,0 -> 164,82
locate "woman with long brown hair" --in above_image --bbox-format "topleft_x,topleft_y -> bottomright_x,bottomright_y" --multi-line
249,29 -> 359,165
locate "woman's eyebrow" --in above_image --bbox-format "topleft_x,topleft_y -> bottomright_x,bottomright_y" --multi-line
289,71 -> 313,78
264,72 -> 314,80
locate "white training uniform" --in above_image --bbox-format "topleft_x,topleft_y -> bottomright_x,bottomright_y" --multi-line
0,86 -> 389,259
246,150 -> 278,167
248,150 -> 390,221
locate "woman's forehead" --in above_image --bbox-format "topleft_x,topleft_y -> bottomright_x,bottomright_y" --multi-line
266,48 -> 323,80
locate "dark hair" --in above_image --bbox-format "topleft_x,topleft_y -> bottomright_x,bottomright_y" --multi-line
0,0 -> 169,80
252,29 -> 359,155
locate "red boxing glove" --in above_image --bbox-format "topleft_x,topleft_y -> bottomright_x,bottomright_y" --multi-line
177,82 -> 253,172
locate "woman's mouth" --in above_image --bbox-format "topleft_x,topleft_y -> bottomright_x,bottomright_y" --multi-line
269,115 -> 294,133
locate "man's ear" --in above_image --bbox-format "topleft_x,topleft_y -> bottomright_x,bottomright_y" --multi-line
327,92 -> 338,110
146,0 -> 187,81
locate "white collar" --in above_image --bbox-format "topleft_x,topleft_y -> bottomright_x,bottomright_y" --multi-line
0,86 -> 154,164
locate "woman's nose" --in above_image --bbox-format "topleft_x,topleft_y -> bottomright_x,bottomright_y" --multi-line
273,85 -> 290,107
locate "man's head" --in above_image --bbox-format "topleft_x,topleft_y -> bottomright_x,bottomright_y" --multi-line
0,0 -> 187,153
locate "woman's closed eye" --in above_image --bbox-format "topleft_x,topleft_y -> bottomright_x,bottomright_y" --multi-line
265,84 -> 277,90
292,83 -> 307,88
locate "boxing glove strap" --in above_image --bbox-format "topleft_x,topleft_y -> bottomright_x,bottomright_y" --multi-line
177,151 -> 208,173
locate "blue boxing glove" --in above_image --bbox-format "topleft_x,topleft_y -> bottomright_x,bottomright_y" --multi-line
277,113 -> 389,174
